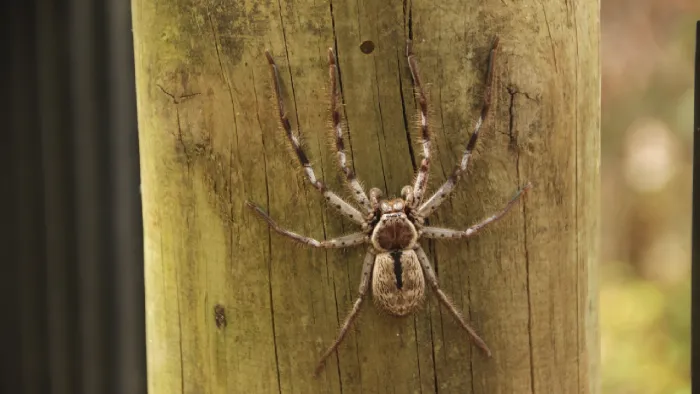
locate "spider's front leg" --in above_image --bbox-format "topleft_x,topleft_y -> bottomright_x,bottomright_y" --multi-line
416,37 -> 500,219
406,39 -> 432,208
421,182 -> 531,240
265,51 -> 367,227
414,246 -> 492,357
328,48 -> 372,214
246,201 -> 368,248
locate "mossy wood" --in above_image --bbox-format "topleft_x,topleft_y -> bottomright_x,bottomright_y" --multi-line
132,0 -> 600,392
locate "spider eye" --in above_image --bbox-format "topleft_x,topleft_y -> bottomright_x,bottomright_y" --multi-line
380,202 -> 390,212
393,202 -> 404,211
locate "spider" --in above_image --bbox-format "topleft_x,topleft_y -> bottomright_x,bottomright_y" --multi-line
246,36 -> 532,377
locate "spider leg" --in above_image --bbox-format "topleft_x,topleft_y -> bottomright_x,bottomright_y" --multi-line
421,183 -> 531,240
417,37 -> 500,218
314,249 -> 375,377
406,39 -> 432,208
328,48 -> 372,213
246,201 -> 368,248
415,246 -> 492,357
401,185 -> 415,207
265,51 -> 367,227
369,187 -> 383,211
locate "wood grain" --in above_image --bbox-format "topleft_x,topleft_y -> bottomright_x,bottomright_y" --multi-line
132,0 -> 600,392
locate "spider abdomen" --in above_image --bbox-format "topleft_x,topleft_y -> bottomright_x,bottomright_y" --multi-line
372,250 -> 425,316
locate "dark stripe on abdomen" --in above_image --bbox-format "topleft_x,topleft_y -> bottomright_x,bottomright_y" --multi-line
390,250 -> 403,289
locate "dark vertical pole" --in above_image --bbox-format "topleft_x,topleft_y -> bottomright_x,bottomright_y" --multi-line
69,0 -> 113,391
37,2 -> 79,394
3,2 -> 50,394
693,20 -> 699,394
107,0 -> 147,392
0,1 -> 146,393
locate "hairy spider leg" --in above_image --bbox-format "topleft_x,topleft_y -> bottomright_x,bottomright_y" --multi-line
406,40 -> 432,208
328,48 -> 372,214
369,187 -> 383,211
415,246 -> 492,357
417,37 -> 500,219
246,201 -> 368,248
314,249 -> 375,377
265,51 -> 367,226
421,182 -> 531,239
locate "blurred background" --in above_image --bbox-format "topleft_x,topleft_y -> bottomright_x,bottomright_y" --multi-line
601,1 -> 697,393
1,0 -> 697,393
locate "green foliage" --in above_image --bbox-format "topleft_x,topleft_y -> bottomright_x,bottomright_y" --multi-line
601,261 -> 690,394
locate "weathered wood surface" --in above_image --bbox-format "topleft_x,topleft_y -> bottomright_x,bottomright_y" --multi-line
132,0 -> 600,392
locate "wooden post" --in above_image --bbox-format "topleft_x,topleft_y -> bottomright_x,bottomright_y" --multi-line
132,0 -> 600,392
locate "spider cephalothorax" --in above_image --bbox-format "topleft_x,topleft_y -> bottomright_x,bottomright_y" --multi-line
246,37 -> 532,377
371,196 -> 417,251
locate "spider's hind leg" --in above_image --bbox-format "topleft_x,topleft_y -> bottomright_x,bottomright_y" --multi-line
415,246 -> 492,357
314,249 -> 375,377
